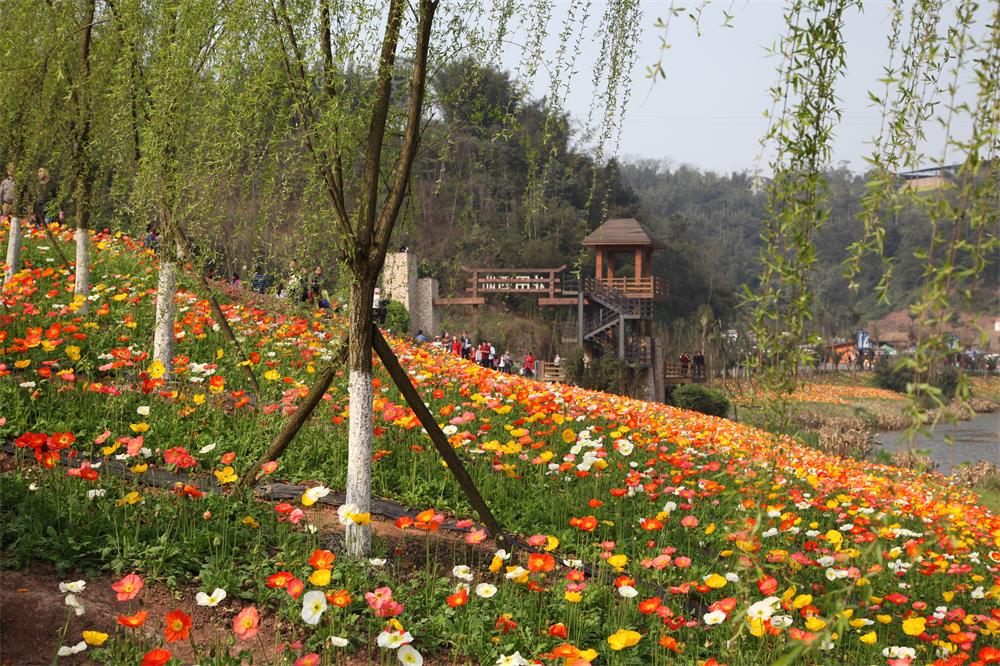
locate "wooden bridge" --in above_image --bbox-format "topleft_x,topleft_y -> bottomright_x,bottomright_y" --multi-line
433,266 -> 578,306
664,363 -> 706,385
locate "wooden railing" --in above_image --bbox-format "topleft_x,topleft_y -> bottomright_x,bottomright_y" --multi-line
466,265 -> 567,299
595,276 -> 666,299
537,361 -> 565,383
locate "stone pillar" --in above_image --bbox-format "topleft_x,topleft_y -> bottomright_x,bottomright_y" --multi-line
412,277 -> 440,337
651,337 -> 665,403
382,252 -> 417,313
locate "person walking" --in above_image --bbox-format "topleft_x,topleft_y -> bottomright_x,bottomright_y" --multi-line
678,352 -> 691,376
31,167 -> 61,228
693,350 -> 705,378
1,163 -> 16,217
523,352 -> 535,378
307,265 -> 324,305
282,259 -> 304,300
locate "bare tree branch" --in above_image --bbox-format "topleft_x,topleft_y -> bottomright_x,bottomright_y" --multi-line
358,0 -> 406,258
372,0 -> 439,270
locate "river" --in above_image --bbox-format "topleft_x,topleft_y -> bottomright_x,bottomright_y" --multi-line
874,412 -> 1000,475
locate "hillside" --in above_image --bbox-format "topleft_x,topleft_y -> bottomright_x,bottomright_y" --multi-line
2,222 -> 999,665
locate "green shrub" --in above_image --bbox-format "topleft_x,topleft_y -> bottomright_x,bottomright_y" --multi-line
670,384 -> 730,418
563,348 -> 632,395
874,359 -> 911,393
874,359 -> 960,401
384,300 -> 410,334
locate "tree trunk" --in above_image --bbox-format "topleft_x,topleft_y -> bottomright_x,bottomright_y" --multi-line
153,254 -> 178,374
345,274 -> 376,557
4,217 -> 21,284
73,227 -> 89,310
72,0 -> 96,310
173,223 -> 260,394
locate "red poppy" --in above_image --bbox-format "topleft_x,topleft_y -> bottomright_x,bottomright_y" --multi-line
758,576 -> 778,595
308,549 -> 335,570
118,610 -> 149,628
164,609 -> 192,642
495,613 -> 517,633
659,635 -> 682,653
327,589 -> 352,607
446,588 -> 468,607
549,622 -> 568,638
267,571 -> 294,588
638,597 -> 662,614
527,552 -> 555,573
979,646 -> 1000,664
141,648 -> 172,666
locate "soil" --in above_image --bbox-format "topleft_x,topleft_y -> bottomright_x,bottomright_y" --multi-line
0,508 -> 485,665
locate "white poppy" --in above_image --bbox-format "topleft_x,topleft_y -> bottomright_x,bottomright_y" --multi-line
196,587 -> 227,606
397,645 -> 423,666
57,642 -> 87,656
703,609 -> 726,625
475,583 -> 497,598
59,580 -> 86,594
301,590 -> 327,625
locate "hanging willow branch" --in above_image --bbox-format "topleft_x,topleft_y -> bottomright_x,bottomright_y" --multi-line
745,0 -> 856,429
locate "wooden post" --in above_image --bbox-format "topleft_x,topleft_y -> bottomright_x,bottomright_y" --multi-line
577,291 -> 584,346
372,324 -> 509,548
618,316 -> 626,359
595,249 -> 604,280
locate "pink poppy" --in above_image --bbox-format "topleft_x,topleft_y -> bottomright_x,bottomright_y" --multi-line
111,573 -> 144,601
233,606 -> 260,640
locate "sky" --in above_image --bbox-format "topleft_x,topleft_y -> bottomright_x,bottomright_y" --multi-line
504,1 -> 989,175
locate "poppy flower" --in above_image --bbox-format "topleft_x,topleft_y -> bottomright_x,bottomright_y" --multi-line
118,610 -> 148,628
295,655 -> 320,666
527,552 -> 555,573
163,609 -> 192,642
327,589 -> 351,607
233,606 -> 259,640
446,588 -> 468,607
141,648 -> 172,666
111,573 -> 144,601
495,613 -> 517,633
638,597 -> 662,614
308,549 -> 335,570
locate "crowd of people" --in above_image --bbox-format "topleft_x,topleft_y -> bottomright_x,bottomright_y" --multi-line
0,163 -> 64,227
420,332 -> 537,377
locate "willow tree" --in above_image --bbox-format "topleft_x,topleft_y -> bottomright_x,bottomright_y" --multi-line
258,0 -> 641,556
116,0 -> 226,374
745,0 -> 998,429
70,0 -> 99,307
0,1 -> 76,283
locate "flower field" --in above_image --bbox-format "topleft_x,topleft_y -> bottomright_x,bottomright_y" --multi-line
2,223 -> 999,666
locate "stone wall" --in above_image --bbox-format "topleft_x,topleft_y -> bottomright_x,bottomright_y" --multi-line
412,278 -> 440,337
381,251 -> 441,337
382,252 -> 417,331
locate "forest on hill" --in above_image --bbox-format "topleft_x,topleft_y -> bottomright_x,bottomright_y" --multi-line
6,54 -> 994,349
393,62 -> 996,346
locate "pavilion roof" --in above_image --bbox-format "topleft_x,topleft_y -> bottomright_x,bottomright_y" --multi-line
582,218 -> 662,248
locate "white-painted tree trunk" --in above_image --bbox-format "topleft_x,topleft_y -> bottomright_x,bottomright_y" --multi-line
345,369 -> 373,557
73,227 -> 90,311
152,259 -> 178,373
4,217 -> 21,284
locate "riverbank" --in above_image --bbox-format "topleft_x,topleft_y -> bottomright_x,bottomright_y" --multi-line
731,374 -> 1000,504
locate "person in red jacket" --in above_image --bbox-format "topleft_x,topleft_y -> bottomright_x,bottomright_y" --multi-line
523,352 -> 535,378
